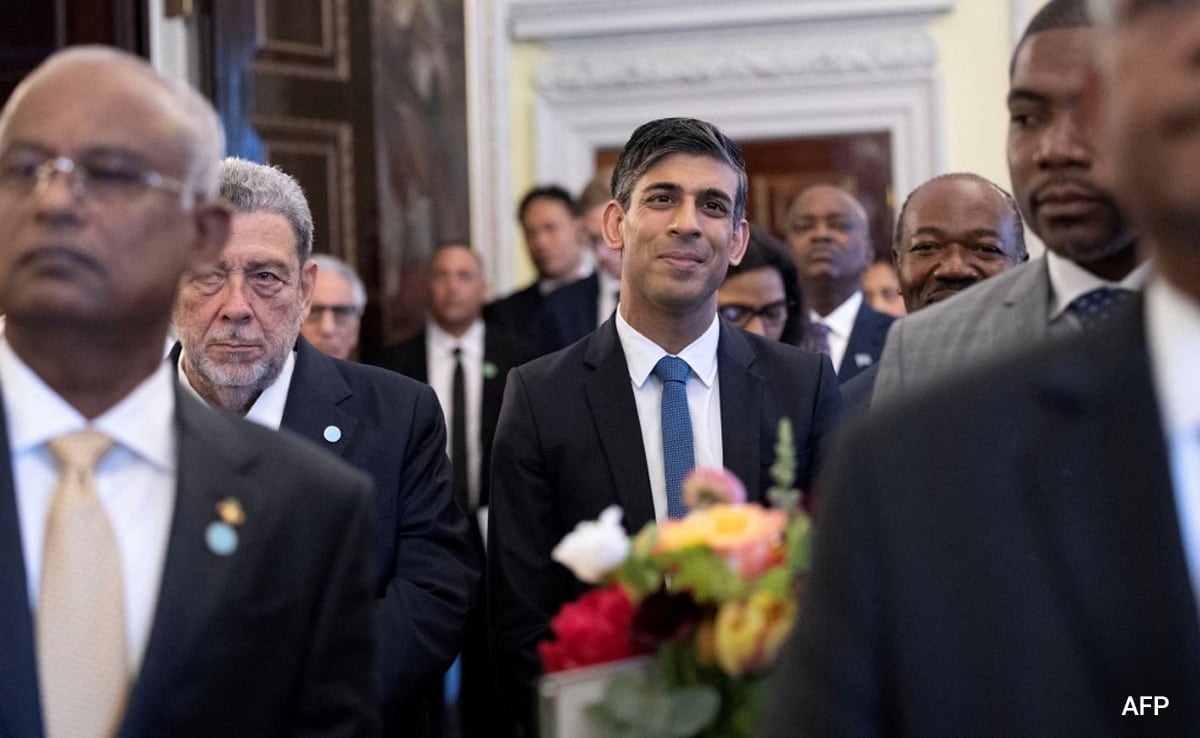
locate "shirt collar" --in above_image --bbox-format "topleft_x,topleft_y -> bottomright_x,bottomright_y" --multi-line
1046,250 -> 1151,318
810,290 -> 863,338
615,310 -> 721,389
1147,276 -> 1200,436
0,338 -> 176,472
427,318 -> 484,358
176,346 -> 296,431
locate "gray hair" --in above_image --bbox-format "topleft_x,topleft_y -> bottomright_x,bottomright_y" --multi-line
218,157 -> 314,265
1086,0 -> 1113,25
311,253 -> 366,313
0,46 -> 225,201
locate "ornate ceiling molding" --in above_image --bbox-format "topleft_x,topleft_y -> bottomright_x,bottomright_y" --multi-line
536,29 -> 937,97
511,0 -> 954,41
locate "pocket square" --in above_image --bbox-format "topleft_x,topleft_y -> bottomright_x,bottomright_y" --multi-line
854,353 -> 873,368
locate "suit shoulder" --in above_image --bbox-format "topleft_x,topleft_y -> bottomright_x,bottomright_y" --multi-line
335,355 -> 426,388
367,334 -> 425,370
183,396 -> 373,500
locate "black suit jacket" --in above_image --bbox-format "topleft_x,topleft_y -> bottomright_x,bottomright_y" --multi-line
484,283 -> 543,347
488,318 -> 842,714
368,326 -> 537,508
0,388 -> 378,738
279,339 -> 479,736
541,272 -> 599,353
763,302 -> 1200,737
837,300 -> 893,383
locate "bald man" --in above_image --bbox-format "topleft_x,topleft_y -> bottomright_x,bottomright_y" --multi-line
785,184 -> 893,383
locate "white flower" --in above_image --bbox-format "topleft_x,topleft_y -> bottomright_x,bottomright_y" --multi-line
551,505 -> 630,583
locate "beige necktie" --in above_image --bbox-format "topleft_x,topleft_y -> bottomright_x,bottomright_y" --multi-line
37,429 -> 129,738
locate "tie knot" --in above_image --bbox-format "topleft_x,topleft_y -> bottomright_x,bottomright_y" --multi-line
452,346 -> 462,359
49,430 -> 114,473
653,355 -> 690,385
1068,287 -> 1135,328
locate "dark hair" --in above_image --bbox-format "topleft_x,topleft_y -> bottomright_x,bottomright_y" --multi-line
517,185 -> 579,222
724,225 -> 809,346
893,172 -> 1029,263
1011,0 -> 1093,78
610,118 -> 748,223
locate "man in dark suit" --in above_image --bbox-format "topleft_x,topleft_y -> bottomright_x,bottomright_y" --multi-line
872,0 -> 1147,409
541,174 -> 624,352
371,241 -> 535,738
488,117 -> 843,735
172,159 -> 477,736
484,185 -> 590,350
762,0 -> 1200,733
784,183 -> 892,383
0,47 -> 378,737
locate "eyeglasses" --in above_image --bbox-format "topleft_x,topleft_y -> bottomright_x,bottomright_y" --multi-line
307,303 -> 361,325
0,151 -> 188,204
718,300 -> 792,327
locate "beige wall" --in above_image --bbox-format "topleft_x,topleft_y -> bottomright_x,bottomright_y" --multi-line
502,0 -> 1047,286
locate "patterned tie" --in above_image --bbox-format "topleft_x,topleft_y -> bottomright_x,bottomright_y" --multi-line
37,430 -> 128,738
1068,287 -> 1135,329
808,321 -> 832,356
451,347 -> 470,511
653,356 -> 694,519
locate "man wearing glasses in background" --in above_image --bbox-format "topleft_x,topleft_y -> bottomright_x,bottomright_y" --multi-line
0,46 -> 378,737
302,252 -> 367,360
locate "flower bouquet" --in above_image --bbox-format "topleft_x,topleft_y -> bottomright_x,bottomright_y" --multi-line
538,420 -> 810,738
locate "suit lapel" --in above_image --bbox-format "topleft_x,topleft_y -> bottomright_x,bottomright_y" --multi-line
120,391 -> 262,737
1019,306 -> 1200,706
279,339 -> 358,460
582,321 -> 655,530
1002,259 -> 1056,342
0,405 -> 44,738
717,324 -> 763,499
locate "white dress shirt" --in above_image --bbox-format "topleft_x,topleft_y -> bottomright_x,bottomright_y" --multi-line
1146,277 -> 1200,614
176,349 -> 297,431
810,290 -> 863,374
1046,250 -> 1151,323
3,339 -> 176,674
427,319 -> 484,510
615,311 -> 723,521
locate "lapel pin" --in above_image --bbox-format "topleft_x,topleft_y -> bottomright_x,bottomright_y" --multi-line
208,497 -> 244,556
854,353 -> 873,368
216,497 -> 245,525
483,361 -> 498,380
323,425 -> 342,443
206,521 -> 238,556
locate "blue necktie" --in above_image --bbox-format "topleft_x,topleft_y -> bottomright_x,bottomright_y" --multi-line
1068,287 -> 1134,329
653,355 -> 694,518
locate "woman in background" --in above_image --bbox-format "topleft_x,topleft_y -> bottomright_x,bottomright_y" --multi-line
717,225 -> 810,346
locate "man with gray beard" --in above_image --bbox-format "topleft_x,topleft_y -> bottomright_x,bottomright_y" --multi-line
173,157 -> 478,737
871,0 -> 1148,408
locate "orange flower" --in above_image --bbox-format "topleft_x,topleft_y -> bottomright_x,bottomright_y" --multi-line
656,504 -> 788,577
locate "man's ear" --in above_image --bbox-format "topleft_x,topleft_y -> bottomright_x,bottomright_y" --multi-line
728,219 -> 750,266
601,200 -> 626,253
188,202 -> 231,273
300,258 -> 317,313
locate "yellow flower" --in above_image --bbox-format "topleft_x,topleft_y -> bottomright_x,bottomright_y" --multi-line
655,504 -> 788,577
713,591 -> 797,676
